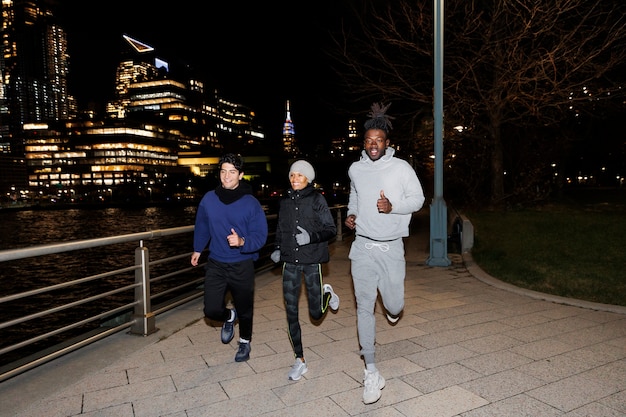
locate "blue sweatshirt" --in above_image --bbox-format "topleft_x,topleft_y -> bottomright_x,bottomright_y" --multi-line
193,188 -> 268,263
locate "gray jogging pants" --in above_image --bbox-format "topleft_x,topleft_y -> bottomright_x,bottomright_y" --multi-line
349,235 -> 406,364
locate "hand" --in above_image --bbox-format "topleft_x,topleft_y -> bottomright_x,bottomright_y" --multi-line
227,228 -> 244,247
191,252 -> 201,266
270,249 -> 281,263
377,190 -> 392,214
345,214 -> 356,230
295,226 -> 311,245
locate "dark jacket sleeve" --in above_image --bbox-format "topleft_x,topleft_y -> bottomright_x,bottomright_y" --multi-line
308,193 -> 336,244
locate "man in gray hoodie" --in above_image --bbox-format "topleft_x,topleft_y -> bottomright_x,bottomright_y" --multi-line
344,103 -> 425,404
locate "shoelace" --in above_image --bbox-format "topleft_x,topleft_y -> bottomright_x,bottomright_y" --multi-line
364,372 -> 379,388
364,242 -> 390,252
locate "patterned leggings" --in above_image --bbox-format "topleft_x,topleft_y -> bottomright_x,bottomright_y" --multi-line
282,262 -> 331,359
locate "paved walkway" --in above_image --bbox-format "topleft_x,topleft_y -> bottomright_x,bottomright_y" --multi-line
2,211 -> 625,417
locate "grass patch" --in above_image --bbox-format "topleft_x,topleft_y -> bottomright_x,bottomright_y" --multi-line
465,188 -> 626,307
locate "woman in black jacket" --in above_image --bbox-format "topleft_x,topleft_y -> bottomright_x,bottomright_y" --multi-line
270,160 -> 339,381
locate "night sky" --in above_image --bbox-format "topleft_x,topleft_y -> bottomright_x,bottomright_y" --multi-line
60,1 -> 352,150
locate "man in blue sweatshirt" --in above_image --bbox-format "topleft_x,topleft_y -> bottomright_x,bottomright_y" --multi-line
191,153 -> 268,362
344,103 -> 425,404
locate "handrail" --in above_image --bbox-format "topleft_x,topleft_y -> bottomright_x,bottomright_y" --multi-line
0,225 -> 195,262
0,205 -> 348,382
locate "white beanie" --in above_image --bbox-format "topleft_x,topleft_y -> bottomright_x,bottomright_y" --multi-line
289,160 -> 315,182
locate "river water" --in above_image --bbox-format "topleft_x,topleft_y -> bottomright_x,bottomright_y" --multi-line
0,204 -> 199,251
0,204 -> 203,367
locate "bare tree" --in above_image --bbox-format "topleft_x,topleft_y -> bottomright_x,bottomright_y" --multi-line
328,0 -> 626,206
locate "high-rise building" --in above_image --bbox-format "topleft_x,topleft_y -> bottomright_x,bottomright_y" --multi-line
0,0 -> 72,156
346,118 -> 360,152
106,34 -> 263,155
0,5 -> 269,202
281,99 -> 299,156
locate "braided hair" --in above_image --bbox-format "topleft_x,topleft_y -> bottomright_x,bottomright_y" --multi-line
364,102 -> 394,133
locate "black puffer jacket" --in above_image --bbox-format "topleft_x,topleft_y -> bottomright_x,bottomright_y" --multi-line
274,185 -> 337,264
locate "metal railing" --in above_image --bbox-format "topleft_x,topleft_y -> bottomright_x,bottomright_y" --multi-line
0,205 -> 348,382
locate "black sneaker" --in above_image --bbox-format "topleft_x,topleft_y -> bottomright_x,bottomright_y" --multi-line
235,341 -> 251,362
221,308 -> 237,344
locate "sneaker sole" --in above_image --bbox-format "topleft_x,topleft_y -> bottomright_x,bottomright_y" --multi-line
363,393 -> 381,404
288,367 -> 308,381
386,314 -> 400,324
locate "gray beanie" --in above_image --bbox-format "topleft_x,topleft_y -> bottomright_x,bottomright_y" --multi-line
289,160 -> 315,182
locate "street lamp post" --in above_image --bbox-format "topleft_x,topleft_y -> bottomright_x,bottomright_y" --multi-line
427,0 -> 451,266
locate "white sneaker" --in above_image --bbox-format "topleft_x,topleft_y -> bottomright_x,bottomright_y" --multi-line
363,369 -> 386,404
288,358 -> 308,381
386,312 -> 400,324
323,284 -> 340,310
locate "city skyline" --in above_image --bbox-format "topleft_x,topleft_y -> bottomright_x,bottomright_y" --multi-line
60,0 -> 353,148
0,0 -> 368,204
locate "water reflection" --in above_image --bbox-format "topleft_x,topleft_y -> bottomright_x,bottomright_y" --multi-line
1,205 -> 198,250
0,205 -> 201,366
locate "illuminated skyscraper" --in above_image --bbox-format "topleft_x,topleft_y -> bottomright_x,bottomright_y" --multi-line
106,35 -> 169,119
0,0 -> 72,156
282,99 -> 299,156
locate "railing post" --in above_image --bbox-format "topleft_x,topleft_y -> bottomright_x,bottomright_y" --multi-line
335,207 -> 343,241
130,244 -> 158,335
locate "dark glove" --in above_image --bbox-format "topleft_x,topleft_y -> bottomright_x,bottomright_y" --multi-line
270,249 -> 281,263
295,226 -> 311,246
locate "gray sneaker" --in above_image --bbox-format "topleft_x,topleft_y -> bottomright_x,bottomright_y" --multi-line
363,369 -> 386,404
234,341 -> 250,362
323,284 -> 340,310
221,308 -> 237,344
288,358 -> 308,381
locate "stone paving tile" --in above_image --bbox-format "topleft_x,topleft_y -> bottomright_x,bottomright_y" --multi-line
457,333 -> 522,354
127,354 -> 208,383
401,362 -> 481,394
526,373 -> 618,412
508,338 -> 577,360
459,368 -> 546,402
581,359 -> 626,392
394,385 -> 488,416
376,339 -> 425,362
257,397 -> 349,417
82,374 -> 175,413
219,367 -> 293,399
460,393 -> 562,417
405,343 -> 478,369
597,389 -> 626,415
19,393 -> 84,417
185,390 -> 285,417
171,360 -> 256,390
459,350 -> 534,375
133,383 -> 229,417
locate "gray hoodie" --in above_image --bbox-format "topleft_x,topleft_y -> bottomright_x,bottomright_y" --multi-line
347,147 -> 425,241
